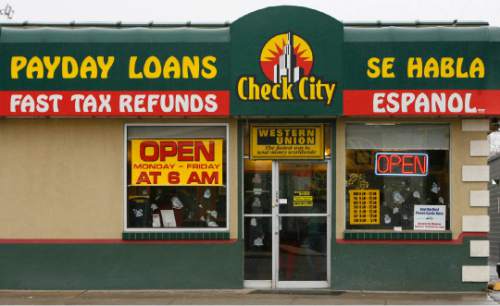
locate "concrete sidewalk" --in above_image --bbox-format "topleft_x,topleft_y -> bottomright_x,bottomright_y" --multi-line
0,289 -> 498,305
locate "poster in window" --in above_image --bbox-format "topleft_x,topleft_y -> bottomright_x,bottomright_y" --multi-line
349,189 -> 380,225
293,191 -> 313,207
130,138 -> 223,186
413,205 -> 446,231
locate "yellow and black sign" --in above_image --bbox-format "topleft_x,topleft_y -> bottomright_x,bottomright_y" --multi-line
293,191 -> 313,207
250,125 -> 324,160
131,138 -> 223,186
349,189 -> 380,225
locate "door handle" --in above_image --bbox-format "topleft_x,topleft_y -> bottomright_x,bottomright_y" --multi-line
273,191 -> 279,208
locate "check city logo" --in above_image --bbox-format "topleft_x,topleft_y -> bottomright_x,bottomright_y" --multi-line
237,32 -> 337,105
259,32 -> 313,83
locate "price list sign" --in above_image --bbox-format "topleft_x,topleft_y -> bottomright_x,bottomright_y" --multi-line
349,189 -> 380,225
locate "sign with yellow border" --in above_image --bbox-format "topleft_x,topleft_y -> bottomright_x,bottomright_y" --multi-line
130,138 -> 223,186
349,189 -> 380,225
250,125 -> 324,159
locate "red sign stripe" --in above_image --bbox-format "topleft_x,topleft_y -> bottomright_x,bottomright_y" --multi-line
0,90 -> 229,116
0,238 -> 238,244
344,89 -> 500,116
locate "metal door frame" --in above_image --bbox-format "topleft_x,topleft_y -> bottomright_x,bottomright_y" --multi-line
245,160 -> 331,289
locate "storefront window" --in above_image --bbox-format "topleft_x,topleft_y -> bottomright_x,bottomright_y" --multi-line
126,124 -> 228,231
345,124 -> 450,231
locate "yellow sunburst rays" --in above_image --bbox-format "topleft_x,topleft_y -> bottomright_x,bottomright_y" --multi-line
260,33 -> 313,62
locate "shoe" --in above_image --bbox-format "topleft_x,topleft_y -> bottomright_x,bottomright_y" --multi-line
207,220 -> 218,227
412,191 -> 421,199
253,237 -> 264,246
203,188 -> 212,199
252,174 -> 262,184
384,214 -> 391,224
171,196 -> 184,209
208,210 -> 218,219
392,192 -> 404,205
252,197 -> 261,207
431,182 -> 440,194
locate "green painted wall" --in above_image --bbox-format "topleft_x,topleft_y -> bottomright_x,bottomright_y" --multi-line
0,237 -> 486,291
331,238 -> 487,291
0,242 -> 243,289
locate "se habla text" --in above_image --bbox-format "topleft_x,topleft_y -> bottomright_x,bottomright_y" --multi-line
366,57 -> 485,79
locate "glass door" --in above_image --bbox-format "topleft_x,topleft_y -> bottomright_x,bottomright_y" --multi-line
244,160 -> 273,288
275,161 -> 329,288
244,160 -> 330,289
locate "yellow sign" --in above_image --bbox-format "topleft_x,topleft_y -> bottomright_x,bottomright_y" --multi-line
349,189 -> 380,225
293,191 -> 313,207
250,125 -> 324,160
11,55 -> 218,80
131,139 -> 223,186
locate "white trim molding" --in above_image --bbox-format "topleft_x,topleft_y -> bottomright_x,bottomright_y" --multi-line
462,215 -> 489,232
462,119 -> 490,132
470,140 -> 490,157
470,240 -> 489,257
469,190 -> 490,207
462,165 -> 489,182
462,265 -> 489,282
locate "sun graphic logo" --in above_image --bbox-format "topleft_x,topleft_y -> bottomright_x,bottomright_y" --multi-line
260,32 -> 313,84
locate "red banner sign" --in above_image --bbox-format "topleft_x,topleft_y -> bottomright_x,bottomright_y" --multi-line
344,89 -> 500,116
0,90 -> 229,116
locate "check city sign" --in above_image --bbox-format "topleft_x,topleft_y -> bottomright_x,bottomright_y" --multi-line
230,6 -> 344,116
236,32 -> 337,106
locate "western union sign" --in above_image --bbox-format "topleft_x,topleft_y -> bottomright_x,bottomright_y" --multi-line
250,125 -> 324,159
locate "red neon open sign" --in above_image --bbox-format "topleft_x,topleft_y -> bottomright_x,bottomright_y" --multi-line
375,152 -> 428,176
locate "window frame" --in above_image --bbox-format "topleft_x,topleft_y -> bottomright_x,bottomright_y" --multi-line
123,123 -> 230,233
343,122 -> 452,233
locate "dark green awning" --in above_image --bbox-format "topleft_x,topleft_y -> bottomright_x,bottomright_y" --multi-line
0,27 -> 229,43
345,26 -> 500,42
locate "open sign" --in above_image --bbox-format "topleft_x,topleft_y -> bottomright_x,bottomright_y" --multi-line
375,152 -> 428,176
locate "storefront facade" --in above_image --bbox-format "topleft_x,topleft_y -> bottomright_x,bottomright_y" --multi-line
0,6 -> 497,291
